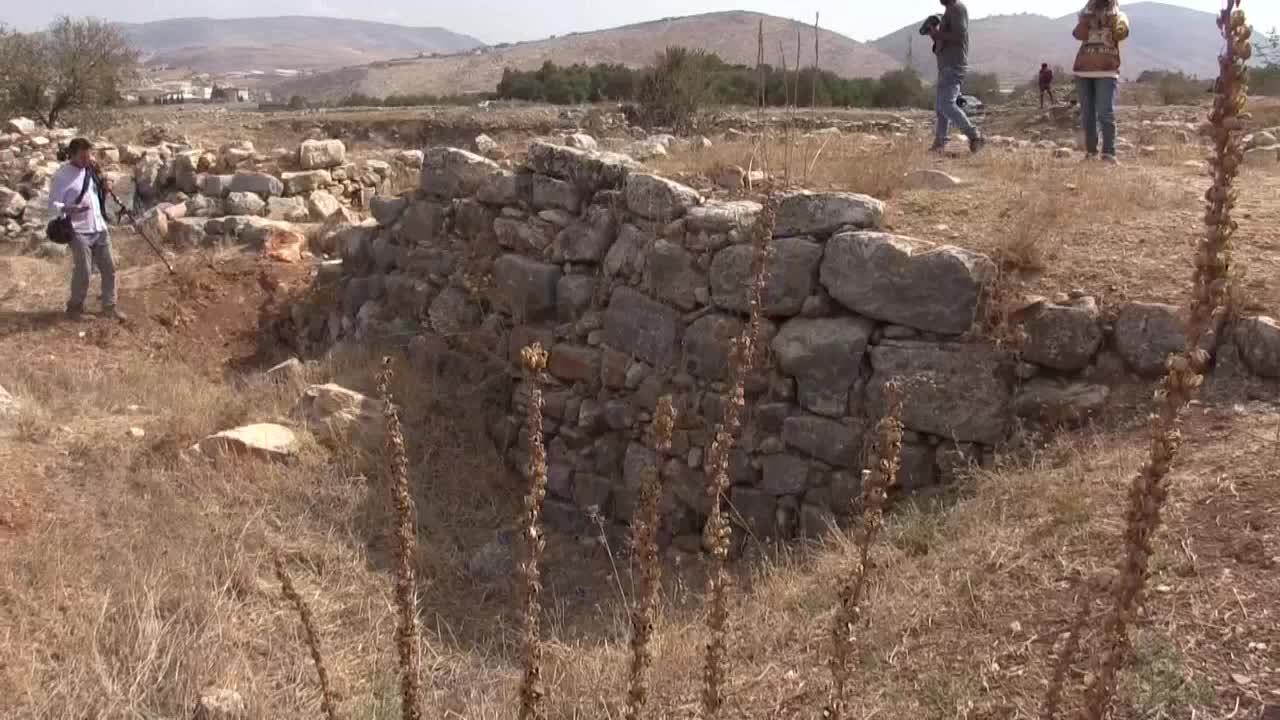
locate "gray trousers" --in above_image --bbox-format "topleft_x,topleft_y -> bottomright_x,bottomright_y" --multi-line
68,231 -> 117,311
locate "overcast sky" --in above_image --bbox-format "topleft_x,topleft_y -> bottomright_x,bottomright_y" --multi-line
6,0 -> 1278,44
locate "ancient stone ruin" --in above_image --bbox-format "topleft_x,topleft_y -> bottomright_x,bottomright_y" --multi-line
287,138 -> 1280,548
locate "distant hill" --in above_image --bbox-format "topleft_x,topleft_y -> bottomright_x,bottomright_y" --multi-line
271,11 -> 902,101
869,2 -> 1224,83
121,17 -> 484,73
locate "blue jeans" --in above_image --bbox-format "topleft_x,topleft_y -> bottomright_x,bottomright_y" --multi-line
1076,77 -> 1118,157
934,65 -> 977,147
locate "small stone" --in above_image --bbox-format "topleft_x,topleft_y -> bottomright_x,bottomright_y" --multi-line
127,427 -> 146,439
193,688 -> 246,720
196,424 -> 297,462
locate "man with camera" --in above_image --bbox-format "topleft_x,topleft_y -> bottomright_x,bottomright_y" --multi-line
48,137 -> 125,322
925,0 -> 984,154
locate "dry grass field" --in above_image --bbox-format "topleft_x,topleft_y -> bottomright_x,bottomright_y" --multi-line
1,98 -> 1279,719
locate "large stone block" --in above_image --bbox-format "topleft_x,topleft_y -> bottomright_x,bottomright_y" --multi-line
683,314 -> 744,381
224,191 -> 265,216
775,191 -> 883,237
397,199 -> 447,246
1013,379 -> 1110,428
198,174 -> 234,198
281,169 -> 331,195
761,454 -> 812,496
548,345 -> 601,385
0,185 -> 26,219
299,139 -> 346,169
428,287 -> 481,335
603,223 -> 651,278
1021,297 -> 1104,371
730,486 -> 780,539
868,340 -> 1012,445
624,173 -> 701,220
229,171 -> 283,197
821,231 -> 994,335
420,146 -> 503,199
525,141 -> 640,192
782,414 -> 856,468
710,237 -> 822,317
477,171 -> 531,206
492,254 -> 561,321
1113,302 -> 1195,377
554,204 -> 617,262
1233,316 -> 1280,378
643,240 -> 705,311
266,196 -> 309,223
771,316 -> 875,417
685,200 -> 762,234
603,287 -> 681,368
531,174 -> 583,213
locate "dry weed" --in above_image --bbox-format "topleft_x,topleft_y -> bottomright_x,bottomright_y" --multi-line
625,396 -> 676,720
1073,6 -> 1249,719
825,380 -> 904,720
518,343 -> 551,720
272,554 -> 340,720
378,357 -> 423,720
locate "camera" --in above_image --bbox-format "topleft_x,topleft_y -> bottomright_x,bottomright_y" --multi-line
918,14 -> 943,36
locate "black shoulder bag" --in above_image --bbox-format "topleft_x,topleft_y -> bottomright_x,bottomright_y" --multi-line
45,170 -> 92,245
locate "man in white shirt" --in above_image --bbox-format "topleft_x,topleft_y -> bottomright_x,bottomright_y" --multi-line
48,137 -> 125,321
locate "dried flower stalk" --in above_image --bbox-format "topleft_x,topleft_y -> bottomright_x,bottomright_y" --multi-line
518,343 -> 551,720
701,198 -> 775,718
625,396 -> 677,720
1076,6 -> 1249,719
273,554 -> 340,720
825,380 -> 903,720
379,357 -> 422,720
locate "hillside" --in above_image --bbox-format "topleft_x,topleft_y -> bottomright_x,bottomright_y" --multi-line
271,11 -> 902,101
122,16 -> 484,73
870,2 -> 1223,83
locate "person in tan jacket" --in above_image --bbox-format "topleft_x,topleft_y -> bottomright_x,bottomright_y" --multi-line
1073,0 -> 1131,162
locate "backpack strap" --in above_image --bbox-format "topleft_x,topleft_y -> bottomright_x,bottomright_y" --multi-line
75,168 -> 92,205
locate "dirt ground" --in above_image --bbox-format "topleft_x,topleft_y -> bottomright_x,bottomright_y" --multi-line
1,98 -> 1278,719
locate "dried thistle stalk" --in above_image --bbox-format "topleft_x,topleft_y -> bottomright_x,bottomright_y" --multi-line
701,198 -> 776,718
273,554 -> 340,720
825,380 -> 903,720
379,357 -> 422,720
518,343 -> 551,720
1076,6 -> 1249,719
625,396 -> 677,720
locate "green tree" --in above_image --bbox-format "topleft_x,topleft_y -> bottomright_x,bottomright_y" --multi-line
873,69 -> 930,109
0,16 -> 139,128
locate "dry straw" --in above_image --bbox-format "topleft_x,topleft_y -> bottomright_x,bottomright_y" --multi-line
701,198 -> 776,717
378,357 -> 422,720
625,395 -> 677,720
272,554 -> 340,720
825,380 -> 904,720
518,343 -> 551,720
1072,4 -> 1250,719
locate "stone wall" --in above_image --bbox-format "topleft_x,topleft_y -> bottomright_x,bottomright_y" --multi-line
311,139 -> 1280,548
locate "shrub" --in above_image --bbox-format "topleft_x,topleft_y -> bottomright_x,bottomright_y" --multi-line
637,47 -> 714,132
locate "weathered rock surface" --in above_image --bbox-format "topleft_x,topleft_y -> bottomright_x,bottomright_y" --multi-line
643,240 -> 705,311
421,147 -> 502,199
531,174 -> 582,213
685,200 -> 762,234
306,190 -> 342,221
868,340 -> 1012,445
266,196 -> 309,223
1013,379 -> 1110,427
492,254 -> 561,321
775,191 -> 884,237
683,314 -> 743,381
554,204 -> 616,262
299,139 -> 346,169
223,191 -> 265,217
229,171 -> 283,197
772,316 -> 875,416
603,286 -> 681,368
1021,297 -> 1103,371
821,231 -> 994,335
428,287 -> 481,334
782,414 -> 856,467
197,424 -> 298,461
263,227 -> 307,263
1233,316 -> 1280,378
525,141 -> 640,192
293,383 -> 382,445
625,173 -> 701,220
0,186 -> 28,219
905,169 -> 964,190
710,236 -> 822,316
370,195 -> 408,227
1113,302 -> 1189,377
281,169 -> 331,195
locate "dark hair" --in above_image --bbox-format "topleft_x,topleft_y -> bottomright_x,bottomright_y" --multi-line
67,137 -> 93,155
